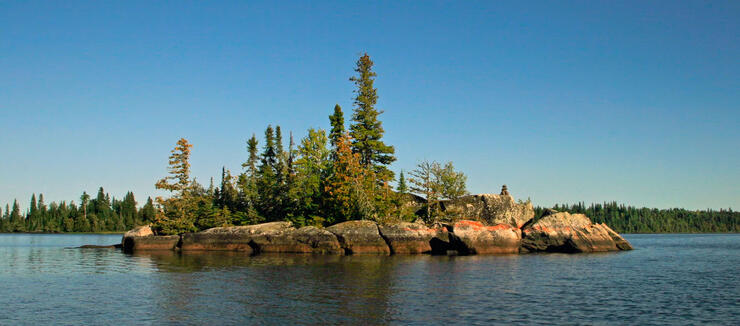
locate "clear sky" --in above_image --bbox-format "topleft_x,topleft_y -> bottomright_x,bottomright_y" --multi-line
1,1 -> 738,211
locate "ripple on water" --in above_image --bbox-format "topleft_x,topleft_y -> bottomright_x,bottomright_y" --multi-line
0,233 -> 738,325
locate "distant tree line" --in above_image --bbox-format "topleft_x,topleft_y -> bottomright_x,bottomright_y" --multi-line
0,188 -> 156,233
535,202 -> 739,233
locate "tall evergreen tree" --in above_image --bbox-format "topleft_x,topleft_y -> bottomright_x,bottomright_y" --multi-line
219,167 -> 238,210
10,199 -> 23,232
257,126 -> 280,220
237,134 -> 262,224
348,53 -> 396,181
140,197 -> 156,223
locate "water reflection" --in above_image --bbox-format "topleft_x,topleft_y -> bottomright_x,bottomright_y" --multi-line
133,251 -> 398,323
1,234 -> 738,325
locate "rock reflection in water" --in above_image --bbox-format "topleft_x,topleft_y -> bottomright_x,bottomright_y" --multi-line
133,251 -> 400,324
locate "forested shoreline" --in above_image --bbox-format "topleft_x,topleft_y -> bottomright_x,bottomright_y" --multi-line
1,53 -> 737,235
1,193 -> 736,234
535,203 -> 738,233
0,189 -> 155,233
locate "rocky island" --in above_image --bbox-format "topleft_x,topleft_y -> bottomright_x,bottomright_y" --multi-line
122,191 -> 632,255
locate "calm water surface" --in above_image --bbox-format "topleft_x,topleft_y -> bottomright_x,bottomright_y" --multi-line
0,233 -> 738,325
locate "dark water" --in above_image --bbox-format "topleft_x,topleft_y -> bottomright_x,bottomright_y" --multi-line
0,234 -> 738,325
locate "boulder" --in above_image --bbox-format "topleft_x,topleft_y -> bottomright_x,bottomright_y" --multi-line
286,226 -> 344,254
520,212 -> 633,253
181,222 -> 293,253
326,220 -> 390,255
253,225 -> 343,254
378,222 -> 451,254
181,222 -> 343,254
442,194 -> 534,228
122,235 -> 180,252
121,225 -> 153,246
448,220 -> 522,254
121,225 -> 179,252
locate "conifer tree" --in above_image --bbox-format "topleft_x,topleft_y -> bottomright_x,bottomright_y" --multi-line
219,167 -> 238,210
292,128 -> 331,224
80,192 -> 90,221
28,194 -> 38,231
237,134 -> 261,224
242,134 -> 260,174
10,199 -> 23,232
349,53 -> 396,181
397,171 -> 408,195
153,137 -> 197,234
257,126 -> 280,220
140,197 -> 156,223
329,104 -> 345,148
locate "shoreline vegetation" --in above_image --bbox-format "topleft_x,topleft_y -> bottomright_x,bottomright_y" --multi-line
1,54 -> 737,235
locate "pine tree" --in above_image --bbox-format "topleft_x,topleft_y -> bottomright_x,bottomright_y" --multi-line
348,53 -> 396,182
153,137 -> 197,234
156,138 -> 193,195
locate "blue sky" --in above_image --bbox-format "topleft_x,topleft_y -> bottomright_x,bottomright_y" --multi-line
1,1 -> 738,210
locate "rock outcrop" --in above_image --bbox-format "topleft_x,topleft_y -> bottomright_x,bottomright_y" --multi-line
181,222 -> 343,254
119,194 -> 632,255
448,220 -> 522,254
442,194 -> 534,228
326,220 -> 391,255
121,225 -> 180,252
520,212 -> 633,253
378,222 -> 451,254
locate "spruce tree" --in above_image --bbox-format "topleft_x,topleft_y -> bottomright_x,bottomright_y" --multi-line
257,125 -> 279,220
242,134 -> 260,175
329,104 -> 345,148
349,53 -> 396,181
237,134 -> 261,224
140,197 -> 156,223
10,199 -> 23,232
29,194 -> 38,231
397,171 -> 408,195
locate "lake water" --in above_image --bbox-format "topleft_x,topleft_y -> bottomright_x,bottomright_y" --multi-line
0,233 -> 738,325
